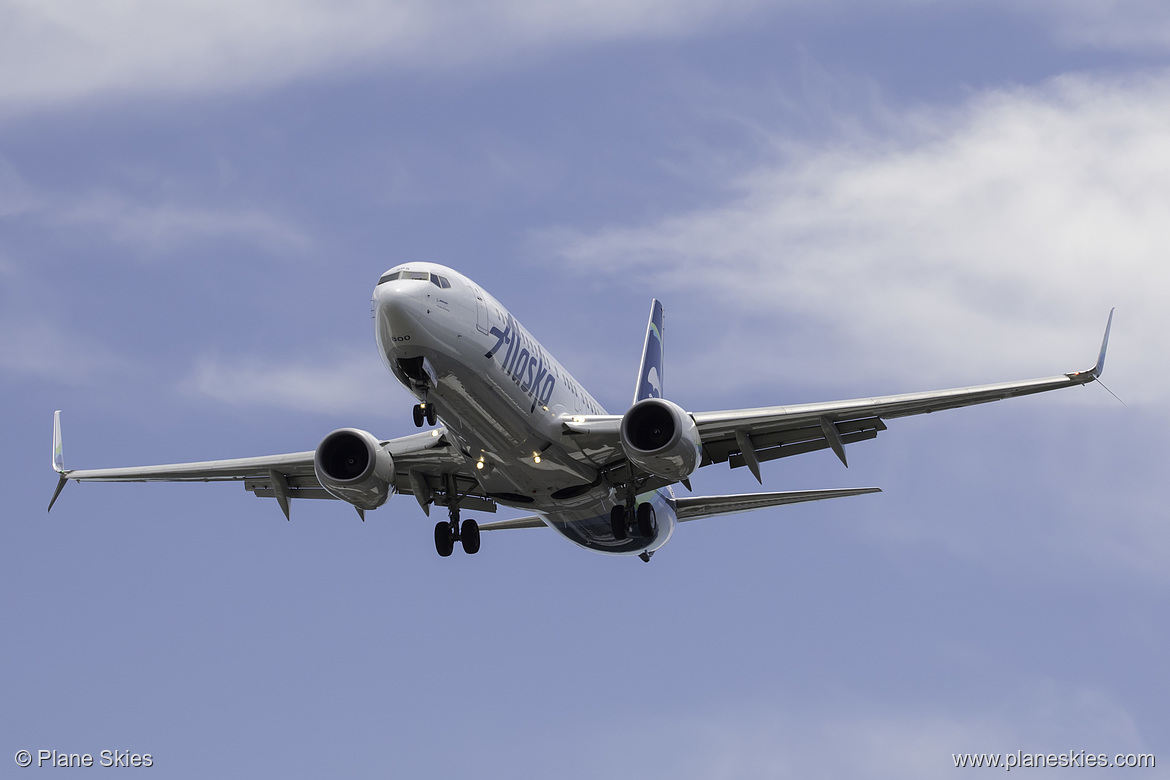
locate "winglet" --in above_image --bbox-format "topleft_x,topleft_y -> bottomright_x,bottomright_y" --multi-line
49,411 -> 68,512
1091,308 -> 1114,379
52,410 -> 65,473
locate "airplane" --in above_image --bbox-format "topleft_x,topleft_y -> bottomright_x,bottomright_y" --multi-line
48,263 -> 1114,562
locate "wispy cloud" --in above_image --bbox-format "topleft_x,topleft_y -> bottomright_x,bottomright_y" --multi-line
58,193 -> 311,255
0,312 -> 128,385
5,1 -> 1170,115
0,0 -> 774,114
188,350 -> 395,415
549,72 -> 1170,401
0,155 -> 38,217
1034,0 -> 1170,51
1,153 -> 310,258
600,685 -> 1146,779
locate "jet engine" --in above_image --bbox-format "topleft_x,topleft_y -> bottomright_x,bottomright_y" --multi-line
619,398 -> 702,481
314,428 -> 395,510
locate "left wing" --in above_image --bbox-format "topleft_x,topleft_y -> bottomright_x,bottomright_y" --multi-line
49,413 -> 487,519
477,488 -> 883,532
561,309 -> 1113,481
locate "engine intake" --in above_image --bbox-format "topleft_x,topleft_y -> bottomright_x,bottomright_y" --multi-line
314,428 -> 395,510
619,398 -> 702,481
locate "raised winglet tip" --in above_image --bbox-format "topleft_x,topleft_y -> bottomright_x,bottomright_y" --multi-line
1091,307 -> 1114,379
52,410 -> 65,474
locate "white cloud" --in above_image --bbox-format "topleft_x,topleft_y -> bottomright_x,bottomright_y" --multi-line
6,1 -> 1170,115
0,155 -> 38,217
1034,0 -> 1170,51
0,313 -> 128,384
0,0 -> 774,113
603,686 -> 1147,780
550,71 -> 1170,403
58,193 -> 311,255
189,350 -> 396,415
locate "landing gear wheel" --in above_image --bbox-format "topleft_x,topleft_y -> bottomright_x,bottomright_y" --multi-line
460,519 -> 480,554
610,505 -> 628,541
413,404 -> 425,428
636,502 -> 656,537
434,521 -> 454,557
425,404 -> 437,426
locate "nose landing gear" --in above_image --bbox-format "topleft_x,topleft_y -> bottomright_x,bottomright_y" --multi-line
413,402 -> 438,427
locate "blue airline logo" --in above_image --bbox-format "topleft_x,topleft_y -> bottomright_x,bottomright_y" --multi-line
635,301 -> 665,402
485,313 -> 558,413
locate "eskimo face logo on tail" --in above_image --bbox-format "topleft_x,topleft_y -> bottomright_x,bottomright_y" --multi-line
636,311 -> 664,401
645,366 -> 661,398
485,314 -> 557,413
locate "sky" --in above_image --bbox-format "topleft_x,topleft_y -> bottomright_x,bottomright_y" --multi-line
2,1 -> 1167,777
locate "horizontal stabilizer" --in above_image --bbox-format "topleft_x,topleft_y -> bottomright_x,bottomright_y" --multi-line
478,515 -> 545,531
676,487 -> 881,521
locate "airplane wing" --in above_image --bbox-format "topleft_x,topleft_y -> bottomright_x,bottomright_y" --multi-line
561,309 -> 1113,482
674,488 -> 881,519
49,416 -> 488,519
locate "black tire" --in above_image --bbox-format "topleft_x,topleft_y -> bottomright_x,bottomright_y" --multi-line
636,502 -> 656,537
610,505 -> 628,540
460,519 -> 481,555
434,521 -> 454,557
413,404 -> 425,428
425,404 -> 438,426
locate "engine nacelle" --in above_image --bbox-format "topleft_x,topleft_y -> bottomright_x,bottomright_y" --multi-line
314,428 -> 395,510
619,398 -> 702,482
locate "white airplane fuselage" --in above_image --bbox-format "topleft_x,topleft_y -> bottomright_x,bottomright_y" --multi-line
372,262 -> 676,556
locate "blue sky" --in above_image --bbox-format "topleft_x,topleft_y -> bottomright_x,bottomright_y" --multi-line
2,2 -> 1167,777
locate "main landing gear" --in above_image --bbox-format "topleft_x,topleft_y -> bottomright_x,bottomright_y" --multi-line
434,505 -> 480,557
609,502 -> 656,541
412,402 -> 437,428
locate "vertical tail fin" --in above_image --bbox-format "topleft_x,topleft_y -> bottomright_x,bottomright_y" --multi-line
633,299 -> 665,404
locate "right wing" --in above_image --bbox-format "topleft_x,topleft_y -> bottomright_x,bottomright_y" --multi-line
49,413 -> 487,519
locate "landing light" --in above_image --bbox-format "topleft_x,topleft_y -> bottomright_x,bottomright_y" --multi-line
533,453 -> 542,464
475,459 -> 485,470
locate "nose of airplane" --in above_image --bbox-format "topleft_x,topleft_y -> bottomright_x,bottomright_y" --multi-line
373,280 -> 430,339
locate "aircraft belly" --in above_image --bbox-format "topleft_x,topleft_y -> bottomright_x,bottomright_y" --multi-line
534,489 -> 677,556
403,347 -> 597,497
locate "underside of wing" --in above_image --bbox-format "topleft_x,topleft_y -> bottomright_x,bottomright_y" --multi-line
694,310 -> 1112,478
557,311 -> 1112,483
676,487 -> 881,521
50,413 -> 487,519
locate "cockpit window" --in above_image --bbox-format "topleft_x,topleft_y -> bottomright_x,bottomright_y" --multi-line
379,269 -> 448,286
